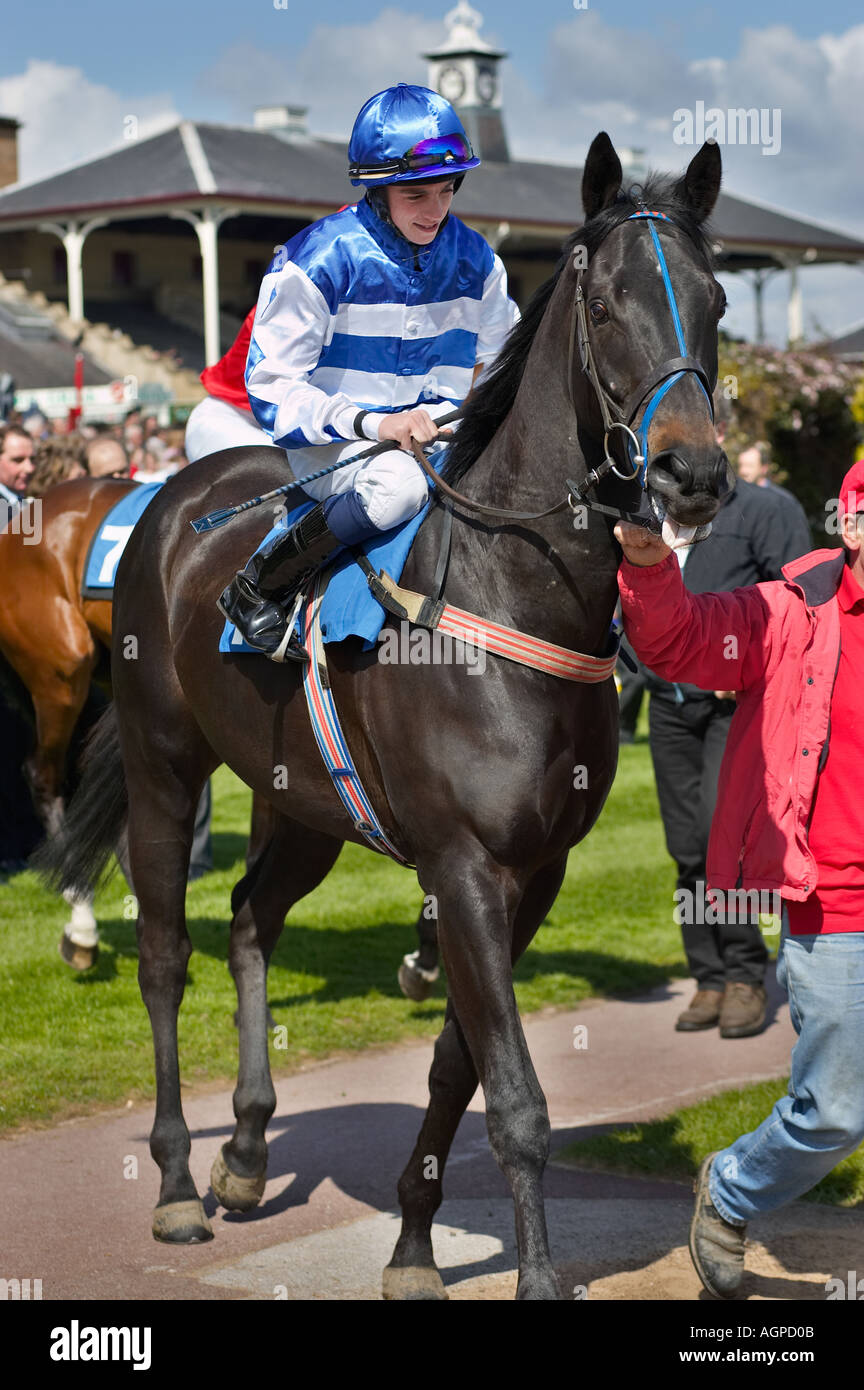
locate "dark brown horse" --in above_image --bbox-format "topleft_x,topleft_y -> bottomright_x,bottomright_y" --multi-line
41,136 -> 729,1298
0,476 -> 137,965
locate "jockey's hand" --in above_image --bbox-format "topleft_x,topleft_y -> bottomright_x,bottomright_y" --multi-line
377,408 -> 451,452
614,520 -> 672,568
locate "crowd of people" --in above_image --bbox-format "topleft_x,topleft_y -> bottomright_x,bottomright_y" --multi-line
0,404 -> 190,507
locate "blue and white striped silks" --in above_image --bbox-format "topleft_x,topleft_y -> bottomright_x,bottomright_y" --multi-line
245,195 -> 519,451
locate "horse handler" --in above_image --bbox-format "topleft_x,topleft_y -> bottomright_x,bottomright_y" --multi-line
615,459 -> 864,1300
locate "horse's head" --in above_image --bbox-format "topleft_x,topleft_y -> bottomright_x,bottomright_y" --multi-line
575,132 -> 730,539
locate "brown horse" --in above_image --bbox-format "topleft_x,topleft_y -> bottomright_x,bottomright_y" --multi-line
0,476 -> 137,965
42,137 -> 729,1297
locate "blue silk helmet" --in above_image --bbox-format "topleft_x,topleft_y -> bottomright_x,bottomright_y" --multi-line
348,83 -> 480,186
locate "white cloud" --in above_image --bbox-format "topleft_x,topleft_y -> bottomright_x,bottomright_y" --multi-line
0,60 -> 178,185
197,8 -> 441,141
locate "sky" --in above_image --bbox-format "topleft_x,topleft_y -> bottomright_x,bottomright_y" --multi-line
1,0 -> 862,345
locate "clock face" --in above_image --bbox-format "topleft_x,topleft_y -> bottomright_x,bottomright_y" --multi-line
438,65 -> 465,103
476,66 -> 496,104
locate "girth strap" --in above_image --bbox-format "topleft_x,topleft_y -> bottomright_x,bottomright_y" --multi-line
300,570 -> 411,865
355,555 -> 619,684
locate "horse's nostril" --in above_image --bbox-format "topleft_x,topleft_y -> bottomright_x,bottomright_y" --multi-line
714,453 -> 732,495
653,450 -> 694,494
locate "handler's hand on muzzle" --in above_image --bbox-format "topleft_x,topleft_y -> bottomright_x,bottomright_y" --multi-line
614,520 -> 672,568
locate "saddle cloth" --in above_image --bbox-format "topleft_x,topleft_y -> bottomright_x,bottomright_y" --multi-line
219,498 -> 430,653
82,482 -> 164,599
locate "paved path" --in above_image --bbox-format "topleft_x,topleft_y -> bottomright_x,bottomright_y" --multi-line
2,968 -> 861,1300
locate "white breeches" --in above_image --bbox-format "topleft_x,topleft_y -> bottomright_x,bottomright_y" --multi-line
296,400 -> 457,531
184,397 -> 273,462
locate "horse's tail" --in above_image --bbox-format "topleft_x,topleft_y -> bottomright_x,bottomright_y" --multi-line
32,704 -> 128,896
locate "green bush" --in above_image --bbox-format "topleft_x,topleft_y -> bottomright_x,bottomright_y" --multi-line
718,336 -> 863,543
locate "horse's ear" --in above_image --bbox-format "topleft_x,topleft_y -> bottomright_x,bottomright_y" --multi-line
677,139 -> 722,224
581,132 -> 623,220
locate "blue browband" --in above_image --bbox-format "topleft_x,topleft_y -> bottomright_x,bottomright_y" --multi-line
625,210 -> 713,483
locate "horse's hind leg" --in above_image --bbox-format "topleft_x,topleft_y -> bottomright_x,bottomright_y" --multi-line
210,816 -> 342,1213
386,857 -> 567,1301
30,670 -> 101,967
125,733 -> 216,1244
398,906 -> 440,1002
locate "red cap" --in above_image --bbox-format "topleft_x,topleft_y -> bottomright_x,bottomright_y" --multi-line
839,459 -> 864,522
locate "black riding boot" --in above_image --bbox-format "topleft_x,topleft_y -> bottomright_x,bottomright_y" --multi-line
218,503 -> 340,661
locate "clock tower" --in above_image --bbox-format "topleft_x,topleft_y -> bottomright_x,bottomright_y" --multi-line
424,1 -> 510,163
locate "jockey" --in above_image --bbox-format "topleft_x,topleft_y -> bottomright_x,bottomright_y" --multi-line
218,82 -> 519,660
184,308 -> 270,462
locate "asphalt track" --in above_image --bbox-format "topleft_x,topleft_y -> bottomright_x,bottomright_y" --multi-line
3,968 -> 862,1301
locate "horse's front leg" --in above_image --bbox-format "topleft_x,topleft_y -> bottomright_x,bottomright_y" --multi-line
428,849 -> 561,1300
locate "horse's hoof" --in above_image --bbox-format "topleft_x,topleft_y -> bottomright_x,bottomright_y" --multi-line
382,1265 -> 448,1301
152,1200 -> 213,1244
398,953 -> 439,1003
59,934 -> 98,971
210,1145 -> 266,1212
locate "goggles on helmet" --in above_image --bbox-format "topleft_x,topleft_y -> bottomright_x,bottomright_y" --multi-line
349,131 -> 475,182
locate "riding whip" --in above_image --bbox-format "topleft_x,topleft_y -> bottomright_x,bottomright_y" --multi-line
190,409 -> 462,533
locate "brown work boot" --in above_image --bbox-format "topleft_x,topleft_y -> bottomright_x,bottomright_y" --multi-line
675,988 -> 723,1032
689,1152 -> 747,1299
719,982 -> 767,1038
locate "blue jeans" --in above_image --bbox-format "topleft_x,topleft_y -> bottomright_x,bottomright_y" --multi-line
709,927 -> 864,1225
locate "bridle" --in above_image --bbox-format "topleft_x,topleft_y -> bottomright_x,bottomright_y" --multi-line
416,206 -> 717,528
569,209 -> 714,491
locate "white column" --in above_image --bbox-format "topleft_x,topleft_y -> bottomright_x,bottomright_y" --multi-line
39,216 -> 108,324
195,208 -> 221,368
171,207 -> 238,368
64,223 -> 85,322
787,259 -> 803,346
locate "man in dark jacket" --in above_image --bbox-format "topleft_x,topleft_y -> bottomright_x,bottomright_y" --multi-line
643,472 -> 811,1036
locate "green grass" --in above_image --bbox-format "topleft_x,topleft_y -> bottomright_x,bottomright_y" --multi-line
554,1080 -> 864,1207
0,725 -> 761,1134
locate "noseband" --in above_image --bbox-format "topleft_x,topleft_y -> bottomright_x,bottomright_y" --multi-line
569,209 -> 714,489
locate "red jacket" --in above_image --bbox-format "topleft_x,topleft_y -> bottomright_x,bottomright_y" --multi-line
200,308 -> 255,411
618,547 -> 848,900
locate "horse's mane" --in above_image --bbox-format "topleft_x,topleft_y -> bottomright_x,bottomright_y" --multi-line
443,173 -> 715,486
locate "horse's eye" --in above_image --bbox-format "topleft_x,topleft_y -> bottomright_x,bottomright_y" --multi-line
719,299 -> 727,319
590,301 -> 608,324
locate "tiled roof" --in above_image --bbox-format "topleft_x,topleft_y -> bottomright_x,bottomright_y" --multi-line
0,123 -> 862,263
